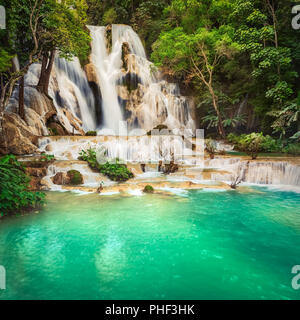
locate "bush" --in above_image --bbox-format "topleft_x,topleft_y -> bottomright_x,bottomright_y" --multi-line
0,155 -> 45,216
227,133 -> 282,154
67,170 -> 83,185
283,143 -> 300,156
205,139 -> 217,158
85,131 -> 97,136
79,148 -> 134,182
98,161 -> 134,182
143,185 -> 154,193
238,133 -> 265,159
260,135 -> 282,153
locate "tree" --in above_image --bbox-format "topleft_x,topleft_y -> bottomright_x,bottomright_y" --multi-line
152,26 -> 239,138
36,0 -> 91,95
0,0 -> 44,139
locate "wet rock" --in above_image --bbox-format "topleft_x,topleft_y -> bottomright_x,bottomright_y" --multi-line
52,172 -> 71,185
26,167 -> 47,177
0,115 -> 37,155
48,122 -> 67,136
28,177 -> 42,191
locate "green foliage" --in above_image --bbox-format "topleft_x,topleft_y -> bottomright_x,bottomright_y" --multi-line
227,132 -> 283,157
267,102 -> 300,139
283,143 -> 300,156
98,161 -> 134,182
67,170 -> 83,185
40,154 -> 55,162
85,131 -> 97,136
202,113 -> 246,130
143,185 -> 154,193
238,132 -> 265,159
102,8 -> 117,25
79,148 -> 134,182
0,155 -> 45,216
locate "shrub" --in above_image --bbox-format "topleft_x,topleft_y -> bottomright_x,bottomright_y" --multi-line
283,143 -> 300,156
238,133 -> 265,159
67,170 -> 83,185
98,161 -> 134,182
79,148 -> 134,182
85,131 -> 97,136
205,139 -> 217,159
79,148 -> 98,170
143,185 -> 154,193
0,155 -> 45,216
227,133 -> 282,153
260,135 -> 282,153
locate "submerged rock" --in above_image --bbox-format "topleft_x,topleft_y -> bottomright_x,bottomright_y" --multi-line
52,172 -> 71,185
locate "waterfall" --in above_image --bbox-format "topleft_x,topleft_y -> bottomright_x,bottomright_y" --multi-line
207,158 -> 300,187
88,24 -> 195,134
88,26 -> 126,135
50,57 -> 96,131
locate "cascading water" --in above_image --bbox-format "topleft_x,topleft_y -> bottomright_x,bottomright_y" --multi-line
88,24 -> 195,134
88,26 -> 126,135
50,57 -> 97,131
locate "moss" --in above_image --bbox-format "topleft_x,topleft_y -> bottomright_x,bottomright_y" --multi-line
85,131 -> 97,136
67,170 -> 83,185
143,185 -> 154,193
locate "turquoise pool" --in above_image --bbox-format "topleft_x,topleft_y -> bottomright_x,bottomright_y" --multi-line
0,187 -> 299,300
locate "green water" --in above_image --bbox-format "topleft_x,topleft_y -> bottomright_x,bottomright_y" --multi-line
0,187 -> 299,300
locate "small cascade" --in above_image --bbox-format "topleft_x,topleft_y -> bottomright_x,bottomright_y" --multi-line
112,24 -> 195,133
206,158 -> 300,187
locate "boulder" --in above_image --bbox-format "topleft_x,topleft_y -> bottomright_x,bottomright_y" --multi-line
0,119 -> 37,155
48,122 -> 67,136
84,63 -> 98,83
51,170 -> 84,185
52,172 -> 71,185
26,167 -> 47,177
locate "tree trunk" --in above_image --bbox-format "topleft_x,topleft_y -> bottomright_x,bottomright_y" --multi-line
37,50 -> 56,95
210,89 -> 226,138
19,76 -> 25,120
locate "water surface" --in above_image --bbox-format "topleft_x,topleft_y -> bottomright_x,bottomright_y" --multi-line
0,187 -> 299,300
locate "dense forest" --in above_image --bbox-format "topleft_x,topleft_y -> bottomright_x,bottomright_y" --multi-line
0,0 -> 300,145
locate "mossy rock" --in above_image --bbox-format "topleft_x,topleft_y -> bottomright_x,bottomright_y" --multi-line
143,185 -> 154,193
67,170 -> 83,185
85,131 -> 97,136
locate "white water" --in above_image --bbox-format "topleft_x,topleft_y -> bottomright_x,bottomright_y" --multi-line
88,24 -> 195,134
88,26 -> 126,134
51,57 -> 97,131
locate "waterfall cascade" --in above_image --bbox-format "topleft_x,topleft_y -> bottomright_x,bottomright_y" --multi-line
87,24 -> 195,134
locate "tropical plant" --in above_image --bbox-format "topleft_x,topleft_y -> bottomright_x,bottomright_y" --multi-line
202,113 -> 246,130
0,155 -> 45,216
238,133 -> 265,159
267,102 -> 300,139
